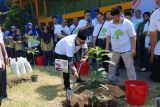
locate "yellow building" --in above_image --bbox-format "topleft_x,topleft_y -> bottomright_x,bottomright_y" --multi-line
13,0 -> 133,26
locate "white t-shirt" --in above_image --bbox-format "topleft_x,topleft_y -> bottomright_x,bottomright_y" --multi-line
132,17 -> 143,30
70,24 -> 78,34
53,24 -> 59,42
77,19 -> 93,42
106,18 -> 136,52
92,18 -> 99,28
149,8 -> 160,55
143,21 -> 150,48
54,25 -> 71,38
55,35 -> 88,57
93,21 -> 110,39
0,31 -> 4,68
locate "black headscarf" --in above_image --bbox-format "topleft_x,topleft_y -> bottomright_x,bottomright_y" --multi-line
41,26 -> 52,44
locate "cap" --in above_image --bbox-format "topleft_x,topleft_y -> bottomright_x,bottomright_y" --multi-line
111,7 -> 121,16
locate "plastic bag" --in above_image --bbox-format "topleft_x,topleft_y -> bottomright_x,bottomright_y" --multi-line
21,57 -> 33,72
10,58 -> 20,75
17,58 -> 26,74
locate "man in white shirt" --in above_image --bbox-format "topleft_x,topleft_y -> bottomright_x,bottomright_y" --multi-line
54,19 -> 70,42
49,16 -> 59,46
106,7 -> 137,82
93,12 -> 109,48
92,9 -> 99,28
70,18 -> 79,35
149,0 -> 160,82
77,10 -> 93,47
55,30 -> 88,91
132,10 -> 143,31
93,12 -> 110,72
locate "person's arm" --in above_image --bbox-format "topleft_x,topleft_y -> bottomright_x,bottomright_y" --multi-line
0,44 -> 5,70
150,31 -> 157,63
68,57 -> 79,78
130,36 -> 137,57
93,37 -> 97,48
105,36 -> 111,51
0,43 -> 8,64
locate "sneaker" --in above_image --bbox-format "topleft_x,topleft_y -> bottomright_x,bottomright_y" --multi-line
1,97 -> 11,103
140,68 -> 146,72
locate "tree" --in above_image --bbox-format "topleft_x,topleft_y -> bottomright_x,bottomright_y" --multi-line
114,29 -> 123,39
4,5 -> 35,31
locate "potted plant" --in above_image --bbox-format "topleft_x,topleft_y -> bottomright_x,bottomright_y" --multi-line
24,34 -> 40,82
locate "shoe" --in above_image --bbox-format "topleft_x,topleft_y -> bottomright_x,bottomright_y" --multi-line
1,97 -> 11,103
140,68 -> 146,72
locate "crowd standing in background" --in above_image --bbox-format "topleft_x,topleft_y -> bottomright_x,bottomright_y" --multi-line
0,2 -> 160,101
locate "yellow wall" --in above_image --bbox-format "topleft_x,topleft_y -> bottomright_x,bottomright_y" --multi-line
38,1 -> 132,26
100,1 -> 132,13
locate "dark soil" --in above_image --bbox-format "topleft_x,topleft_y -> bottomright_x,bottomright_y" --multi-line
8,77 -> 31,88
66,83 -> 125,107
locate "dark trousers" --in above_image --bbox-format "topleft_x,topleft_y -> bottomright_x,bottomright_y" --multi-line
16,50 -> 24,58
150,55 -> 160,82
97,38 -> 109,71
55,53 -> 70,90
10,48 -> 15,58
139,37 -> 146,68
0,68 -> 7,99
0,68 -> 2,101
43,51 -> 53,66
6,47 -> 10,58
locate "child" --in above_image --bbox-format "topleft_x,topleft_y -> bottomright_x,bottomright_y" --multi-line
41,26 -> 53,66
13,29 -> 24,58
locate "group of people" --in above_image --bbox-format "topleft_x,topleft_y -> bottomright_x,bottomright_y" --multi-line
0,0 -> 160,102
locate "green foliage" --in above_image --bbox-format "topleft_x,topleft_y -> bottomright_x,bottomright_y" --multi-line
25,47 -> 39,55
4,5 -> 35,31
24,34 -> 40,46
88,47 -> 113,81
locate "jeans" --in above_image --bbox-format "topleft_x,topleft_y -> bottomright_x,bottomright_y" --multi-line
43,51 -> 53,66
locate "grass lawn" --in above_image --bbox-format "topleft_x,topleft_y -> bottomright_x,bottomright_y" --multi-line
1,66 -> 160,107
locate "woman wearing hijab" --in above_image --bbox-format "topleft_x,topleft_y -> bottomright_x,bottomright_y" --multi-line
41,26 -> 53,66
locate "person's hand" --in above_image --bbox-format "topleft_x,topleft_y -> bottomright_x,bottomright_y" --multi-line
73,71 -> 79,78
131,49 -> 136,57
80,58 -> 87,64
5,55 -> 9,65
1,60 -> 5,70
105,47 -> 110,53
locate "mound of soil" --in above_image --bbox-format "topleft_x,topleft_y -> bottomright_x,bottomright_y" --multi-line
69,84 -> 125,107
8,77 -> 31,88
